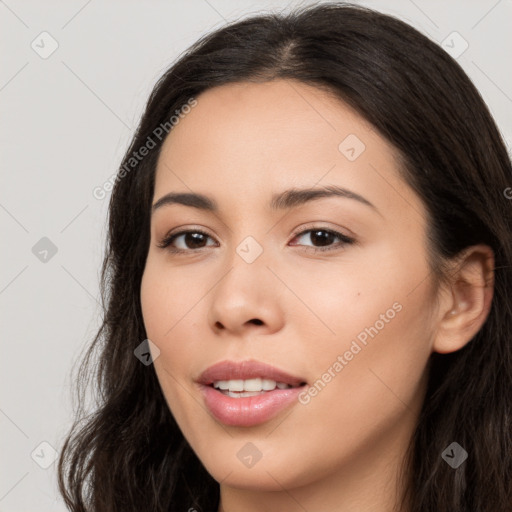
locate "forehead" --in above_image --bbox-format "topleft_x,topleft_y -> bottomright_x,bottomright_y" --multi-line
153,79 -> 424,223
158,79 -> 381,161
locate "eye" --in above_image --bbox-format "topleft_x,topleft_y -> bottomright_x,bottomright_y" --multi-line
157,226 -> 355,254
289,227 -> 355,252
157,229 -> 217,253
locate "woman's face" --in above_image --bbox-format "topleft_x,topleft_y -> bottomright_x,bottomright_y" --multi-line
140,79 -> 440,494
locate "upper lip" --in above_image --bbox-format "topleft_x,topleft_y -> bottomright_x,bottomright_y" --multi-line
197,360 -> 307,387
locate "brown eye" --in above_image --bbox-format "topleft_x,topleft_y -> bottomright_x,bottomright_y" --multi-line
157,227 -> 355,255
157,230 -> 216,252
290,228 -> 355,252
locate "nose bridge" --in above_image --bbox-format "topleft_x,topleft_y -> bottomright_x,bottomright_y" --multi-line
207,232 -> 284,334
222,210 -> 273,275
219,232 -> 271,305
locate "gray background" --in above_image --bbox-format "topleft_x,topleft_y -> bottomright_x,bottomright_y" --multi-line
1,0 -> 511,510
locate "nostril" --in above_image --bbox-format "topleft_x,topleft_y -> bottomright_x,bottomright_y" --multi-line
250,319 -> 263,325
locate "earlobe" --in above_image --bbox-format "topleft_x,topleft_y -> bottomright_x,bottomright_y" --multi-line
432,244 -> 495,355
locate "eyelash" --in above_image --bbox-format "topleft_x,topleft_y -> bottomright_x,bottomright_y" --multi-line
157,226 -> 355,254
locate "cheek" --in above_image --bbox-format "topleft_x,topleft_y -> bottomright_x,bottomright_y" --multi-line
140,257 -> 202,340
278,242 -> 428,353
140,255 -> 218,368
293,240 -> 434,401
289,286 -> 432,474
140,260 -> 200,394
140,261 -> 205,426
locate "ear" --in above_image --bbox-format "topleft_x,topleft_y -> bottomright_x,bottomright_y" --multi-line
432,244 -> 495,354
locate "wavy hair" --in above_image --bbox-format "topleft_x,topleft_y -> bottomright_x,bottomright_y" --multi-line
57,3 -> 512,511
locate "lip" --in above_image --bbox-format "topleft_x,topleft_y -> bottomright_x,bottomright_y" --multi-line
197,359 -> 306,387
196,360 -> 307,427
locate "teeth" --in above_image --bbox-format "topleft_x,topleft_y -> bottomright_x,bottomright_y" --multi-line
244,378 -> 262,391
262,379 -> 277,390
213,378 -> 294,392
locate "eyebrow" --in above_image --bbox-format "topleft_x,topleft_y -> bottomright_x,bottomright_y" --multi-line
151,185 -> 379,215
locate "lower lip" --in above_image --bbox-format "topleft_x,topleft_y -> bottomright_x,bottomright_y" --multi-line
199,384 -> 306,427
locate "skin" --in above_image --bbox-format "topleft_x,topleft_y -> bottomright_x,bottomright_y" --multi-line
140,79 -> 494,512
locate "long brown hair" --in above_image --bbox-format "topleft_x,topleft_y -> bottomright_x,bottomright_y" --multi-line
57,3 -> 512,511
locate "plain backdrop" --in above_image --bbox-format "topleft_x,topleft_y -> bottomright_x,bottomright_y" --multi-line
1,0 -> 511,510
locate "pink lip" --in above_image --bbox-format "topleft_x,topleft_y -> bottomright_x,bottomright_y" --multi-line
197,359 -> 306,387
196,360 -> 307,427
199,385 -> 306,427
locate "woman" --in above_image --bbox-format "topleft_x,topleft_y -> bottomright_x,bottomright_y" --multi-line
57,2 -> 512,511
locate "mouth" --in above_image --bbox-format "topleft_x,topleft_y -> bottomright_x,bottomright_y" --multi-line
197,360 -> 308,426
197,359 -> 307,388
208,377 -> 307,397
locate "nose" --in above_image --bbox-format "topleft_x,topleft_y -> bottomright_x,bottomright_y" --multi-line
207,250 -> 285,337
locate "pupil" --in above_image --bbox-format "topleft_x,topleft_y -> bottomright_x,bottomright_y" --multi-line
311,230 -> 333,246
186,233 -> 206,248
